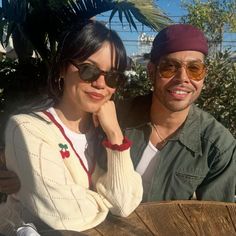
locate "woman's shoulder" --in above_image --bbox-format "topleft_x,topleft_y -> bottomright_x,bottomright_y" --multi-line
9,111 -> 49,124
6,112 -> 52,136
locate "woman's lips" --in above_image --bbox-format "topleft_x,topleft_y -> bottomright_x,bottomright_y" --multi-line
86,92 -> 105,101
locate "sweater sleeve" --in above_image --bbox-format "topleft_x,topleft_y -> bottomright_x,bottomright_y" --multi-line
4,115 -> 109,232
95,140 -> 143,217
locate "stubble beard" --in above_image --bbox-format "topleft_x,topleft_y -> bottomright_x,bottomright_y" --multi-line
154,89 -> 201,113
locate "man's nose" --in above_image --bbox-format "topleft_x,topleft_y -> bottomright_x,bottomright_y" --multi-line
174,65 -> 190,83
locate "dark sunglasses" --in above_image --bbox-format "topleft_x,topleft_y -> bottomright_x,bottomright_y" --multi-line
70,61 -> 125,88
157,59 -> 206,81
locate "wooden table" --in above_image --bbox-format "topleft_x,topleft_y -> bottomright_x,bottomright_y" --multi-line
41,200 -> 236,236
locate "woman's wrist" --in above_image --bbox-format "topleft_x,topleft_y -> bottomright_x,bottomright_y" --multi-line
102,137 -> 132,151
106,129 -> 123,145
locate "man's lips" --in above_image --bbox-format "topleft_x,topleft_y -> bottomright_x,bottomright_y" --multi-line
167,87 -> 192,99
86,92 -> 105,100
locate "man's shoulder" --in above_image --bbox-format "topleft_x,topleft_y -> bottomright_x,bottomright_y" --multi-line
193,106 -> 230,132
192,105 -> 235,148
116,93 -> 152,128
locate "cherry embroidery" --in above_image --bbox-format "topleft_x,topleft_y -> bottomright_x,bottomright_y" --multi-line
59,143 -> 70,159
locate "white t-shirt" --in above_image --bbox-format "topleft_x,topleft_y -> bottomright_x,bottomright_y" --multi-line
136,141 -> 159,201
47,107 -> 93,171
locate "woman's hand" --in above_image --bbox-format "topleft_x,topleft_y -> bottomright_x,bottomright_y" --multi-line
93,101 -> 123,145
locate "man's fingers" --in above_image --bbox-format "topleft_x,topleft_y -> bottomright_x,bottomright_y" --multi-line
0,177 -> 21,194
0,170 -> 17,178
0,170 -> 21,194
1,185 -> 21,194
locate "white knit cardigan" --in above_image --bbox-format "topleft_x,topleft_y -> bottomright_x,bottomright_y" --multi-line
0,112 -> 142,235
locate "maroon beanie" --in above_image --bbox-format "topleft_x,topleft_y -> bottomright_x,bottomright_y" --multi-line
150,24 -> 208,63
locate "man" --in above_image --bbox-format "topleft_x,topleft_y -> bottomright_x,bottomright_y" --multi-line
1,24 -> 236,202
115,24 -> 236,202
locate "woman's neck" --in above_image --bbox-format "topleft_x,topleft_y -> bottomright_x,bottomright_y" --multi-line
54,101 -> 91,134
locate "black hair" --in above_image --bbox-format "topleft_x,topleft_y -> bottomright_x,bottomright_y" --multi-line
48,20 -> 127,102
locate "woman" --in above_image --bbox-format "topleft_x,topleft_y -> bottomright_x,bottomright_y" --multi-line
0,21 -> 142,234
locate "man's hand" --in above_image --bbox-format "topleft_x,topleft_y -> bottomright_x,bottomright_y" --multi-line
0,170 -> 21,194
0,149 -> 20,195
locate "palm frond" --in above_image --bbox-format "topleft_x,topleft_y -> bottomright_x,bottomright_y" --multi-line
48,0 -> 170,31
0,0 -> 171,62
108,0 -> 171,31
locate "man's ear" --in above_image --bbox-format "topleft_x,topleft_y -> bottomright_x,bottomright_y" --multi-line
147,62 -> 156,84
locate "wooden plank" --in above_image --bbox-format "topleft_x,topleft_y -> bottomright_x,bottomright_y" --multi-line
77,201 -> 236,236
180,202 -> 236,236
135,202 -> 196,236
227,204 -> 236,232
41,230 -> 87,236
82,229 -> 102,236
94,212 -> 153,236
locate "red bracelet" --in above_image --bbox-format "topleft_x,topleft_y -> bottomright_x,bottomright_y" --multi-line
102,137 -> 132,151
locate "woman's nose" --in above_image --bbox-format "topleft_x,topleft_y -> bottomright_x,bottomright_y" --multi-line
91,75 -> 106,89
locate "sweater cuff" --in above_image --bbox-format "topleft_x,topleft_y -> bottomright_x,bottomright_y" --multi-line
102,137 -> 132,151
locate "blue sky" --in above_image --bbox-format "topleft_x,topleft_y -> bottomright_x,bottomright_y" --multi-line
97,0 -> 235,56
0,0 -> 234,55
97,0 -> 187,56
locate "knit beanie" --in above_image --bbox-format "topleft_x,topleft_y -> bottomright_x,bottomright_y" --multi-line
150,24 -> 208,63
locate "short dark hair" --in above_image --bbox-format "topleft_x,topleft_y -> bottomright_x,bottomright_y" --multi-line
48,20 -> 127,101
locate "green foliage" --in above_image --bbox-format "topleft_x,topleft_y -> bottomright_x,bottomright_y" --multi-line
181,0 -> 236,51
0,0 -> 170,63
180,0 -> 236,137
109,0 -> 170,31
116,63 -> 152,99
0,58 -> 47,145
196,50 -> 236,137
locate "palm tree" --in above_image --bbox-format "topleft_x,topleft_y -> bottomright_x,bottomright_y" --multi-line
0,0 -> 171,148
0,0 -> 170,63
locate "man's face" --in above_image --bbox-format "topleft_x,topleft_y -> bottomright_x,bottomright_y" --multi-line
150,51 -> 205,112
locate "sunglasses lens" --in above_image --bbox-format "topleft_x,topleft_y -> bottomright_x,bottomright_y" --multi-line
74,62 -> 124,88
78,64 -> 100,82
187,61 -> 206,81
105,72 -> 123,88
158,60 -> 206,81
159,60 -> 178,78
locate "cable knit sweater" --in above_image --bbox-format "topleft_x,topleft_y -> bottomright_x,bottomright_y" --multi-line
0,112 -> 142,235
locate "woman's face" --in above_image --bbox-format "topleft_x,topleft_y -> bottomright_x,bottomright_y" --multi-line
61,42 -> 117,114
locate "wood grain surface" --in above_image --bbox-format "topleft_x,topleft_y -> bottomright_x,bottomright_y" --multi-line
41,200 -> 236,236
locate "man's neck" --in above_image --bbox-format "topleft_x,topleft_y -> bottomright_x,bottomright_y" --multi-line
149,98 -> 191,149
150,98 -> 190,132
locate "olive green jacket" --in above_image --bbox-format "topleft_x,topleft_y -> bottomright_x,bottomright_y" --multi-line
113,94 -> 236,202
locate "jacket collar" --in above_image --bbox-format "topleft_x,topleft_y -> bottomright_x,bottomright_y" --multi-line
120,94 -> 203,156
177,105 -> 202,156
